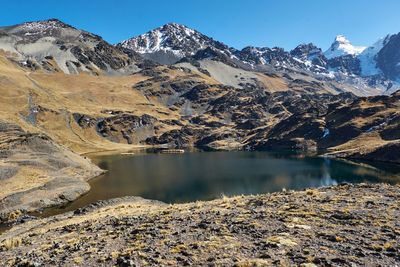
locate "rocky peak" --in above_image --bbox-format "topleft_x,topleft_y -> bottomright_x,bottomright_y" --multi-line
291,43 -> 321,59
160,22 -> 194,33
6,18 -> 74,37
117,23 -> 231,64
290,43 -> 326,67
235,46 -> 293,66
324,35 -> 366,59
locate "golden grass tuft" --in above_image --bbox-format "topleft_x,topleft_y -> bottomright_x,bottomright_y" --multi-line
73,257 -> 84,264
1,237 -> 22,250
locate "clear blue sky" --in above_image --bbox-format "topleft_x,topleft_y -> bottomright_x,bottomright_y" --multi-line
2,0 -> 399,50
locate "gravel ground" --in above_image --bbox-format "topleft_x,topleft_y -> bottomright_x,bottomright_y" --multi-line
0,183 -> 399,266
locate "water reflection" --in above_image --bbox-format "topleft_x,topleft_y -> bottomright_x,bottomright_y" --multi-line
319,158 -> 338,186
36,151 -> 400,218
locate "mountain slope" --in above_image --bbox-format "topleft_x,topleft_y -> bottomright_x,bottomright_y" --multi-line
1,184 -> 399,266
376,33 -> 400,80
0,19 -> 140,75
358,35 -> 391,76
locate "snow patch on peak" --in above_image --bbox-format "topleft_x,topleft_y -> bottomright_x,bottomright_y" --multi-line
20,19 -> 69,31
324,35 -> 366,59
334,35 -> 350,44
5,19 -> 75,38
118,22 -> 227,60
358,35 -> 391,76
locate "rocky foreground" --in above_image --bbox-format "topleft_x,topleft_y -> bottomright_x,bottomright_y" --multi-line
0,184 -> 399,266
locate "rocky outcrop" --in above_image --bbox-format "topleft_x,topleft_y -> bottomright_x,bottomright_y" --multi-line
290,43 -> 327,68
72,113 -> 97,129
327,55 -> 361,75
97,114 -> 156,144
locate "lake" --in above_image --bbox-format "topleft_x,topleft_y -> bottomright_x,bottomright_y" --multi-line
37,150 -> 400,217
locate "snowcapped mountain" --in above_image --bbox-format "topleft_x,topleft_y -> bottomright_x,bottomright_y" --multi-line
0,19 -> 399,94
118,23 -> 399,90
322,33 -> 400,90
357,35 -> 391,76
324,35 -> 366,59
0,19 -> 139,74
375,33 -> 400,81
117,23 -> 232,64
289,43 -> 330,74
118,23 -> 322,71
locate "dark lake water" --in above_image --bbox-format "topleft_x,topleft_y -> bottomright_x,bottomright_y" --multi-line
38,150 -> 400,217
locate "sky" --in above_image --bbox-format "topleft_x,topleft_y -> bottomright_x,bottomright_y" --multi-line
2,0 -> 399,51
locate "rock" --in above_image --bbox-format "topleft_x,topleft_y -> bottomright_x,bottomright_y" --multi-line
97,114 -> 156,144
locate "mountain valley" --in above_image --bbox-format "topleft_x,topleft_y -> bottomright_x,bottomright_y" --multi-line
0,19 -> 399,260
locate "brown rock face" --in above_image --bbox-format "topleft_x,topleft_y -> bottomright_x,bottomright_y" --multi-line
96,114 -> 156,144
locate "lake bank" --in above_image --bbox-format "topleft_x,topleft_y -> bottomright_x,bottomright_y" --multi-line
1,183 -> 399,266
21,150 -> 400,221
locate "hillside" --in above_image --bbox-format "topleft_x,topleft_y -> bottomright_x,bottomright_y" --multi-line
0,19 -> 140,75
1,184 -> 399,266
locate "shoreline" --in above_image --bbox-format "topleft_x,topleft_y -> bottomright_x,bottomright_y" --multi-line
1,148 -> 399,227
1,183 -> 399,266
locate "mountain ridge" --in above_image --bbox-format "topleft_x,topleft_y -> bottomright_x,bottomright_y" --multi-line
118,22 -> 400,93
1,18 -> 398,94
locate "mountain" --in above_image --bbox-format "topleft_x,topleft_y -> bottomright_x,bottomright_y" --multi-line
290,43 -> 327,67
376,33 -> 400,80
0,19 -> 140,74
1,20 -> 398,93
325,34 -> 400,91
120,23 -> 400,94
117,23 -> 233,64
235,46 -> 296,68
0,19 -> 399,222
358,35 -> 392,76
324,35 -> 366,59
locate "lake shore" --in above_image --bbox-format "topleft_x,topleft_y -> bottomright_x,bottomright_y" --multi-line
1,183 -> 399,266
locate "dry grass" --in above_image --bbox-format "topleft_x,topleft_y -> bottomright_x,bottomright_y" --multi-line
0,238 -> 22,250
0,184 -> 399,266
0,53 -> 184,154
